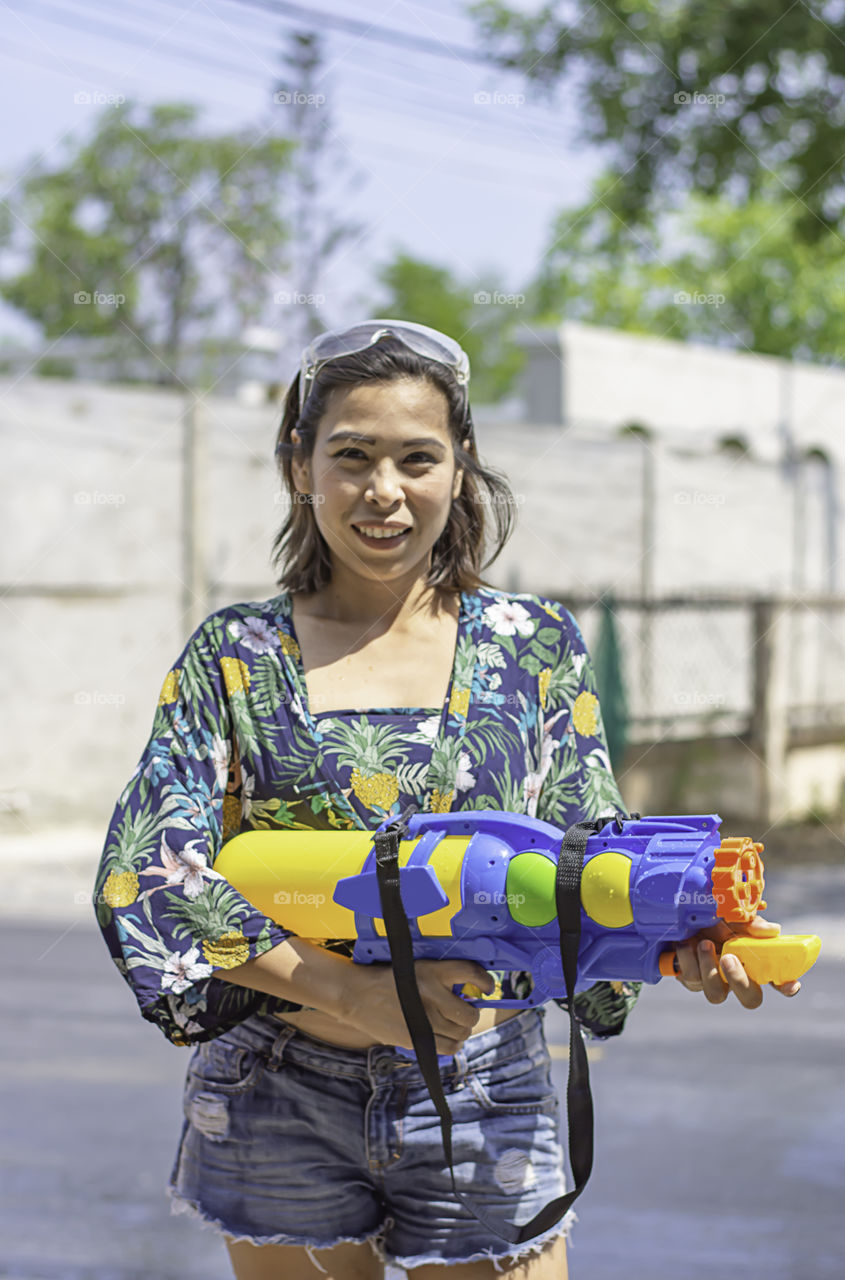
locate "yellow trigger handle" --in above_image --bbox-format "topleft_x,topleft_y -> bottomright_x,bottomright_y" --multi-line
659,933 -> 821,985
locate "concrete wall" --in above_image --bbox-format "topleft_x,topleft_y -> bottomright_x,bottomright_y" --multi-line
1,377 -> 284,831
621,734 -> 845,828
539,321 -> 845,465
2,373 -> 843,831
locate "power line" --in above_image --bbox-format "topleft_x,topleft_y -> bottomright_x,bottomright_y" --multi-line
9,0 -> 574,156
4,0 -> 275,84
0,35 -> 148,98
0,29 -> 577,200
346,123 -> 578,197
2,0 -> 586,213
217,0 -> 492,65
334,46 -> 573,148
62,0 -> 282,79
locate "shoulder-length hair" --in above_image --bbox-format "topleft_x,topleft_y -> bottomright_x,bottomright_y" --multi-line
271,335 -> 517,596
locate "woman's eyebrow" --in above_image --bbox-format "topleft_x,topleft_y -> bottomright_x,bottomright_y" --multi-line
326,431 -> 446,448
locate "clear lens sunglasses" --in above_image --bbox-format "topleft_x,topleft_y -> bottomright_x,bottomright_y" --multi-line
297,318 -> 472,428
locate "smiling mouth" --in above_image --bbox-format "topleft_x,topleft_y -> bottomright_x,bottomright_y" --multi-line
352,524 -> 412,544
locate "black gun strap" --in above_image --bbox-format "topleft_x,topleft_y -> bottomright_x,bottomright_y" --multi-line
373,809 -> 599,1245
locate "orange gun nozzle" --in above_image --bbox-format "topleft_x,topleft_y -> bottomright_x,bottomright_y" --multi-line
711,836 -> 766,922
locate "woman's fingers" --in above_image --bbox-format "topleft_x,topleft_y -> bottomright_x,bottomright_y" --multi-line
676,939 -> 765,1007
698,940 -> 730,1004
735,915 -> 782,937
774,979 -> 802,997
718,949 -> 764,1008
674,940 -> 705,991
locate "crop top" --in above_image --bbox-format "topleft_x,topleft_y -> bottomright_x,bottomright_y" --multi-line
93,585 -> 642,1047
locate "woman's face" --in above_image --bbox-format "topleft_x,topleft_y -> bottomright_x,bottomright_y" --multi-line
290,376 -> 467,588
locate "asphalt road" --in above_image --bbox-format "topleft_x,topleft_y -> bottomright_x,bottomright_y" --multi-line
0,866 -> 842,1279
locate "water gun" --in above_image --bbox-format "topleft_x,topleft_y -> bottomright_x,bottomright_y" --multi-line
216,807 -> 822,1246
215,808 -> 821,1004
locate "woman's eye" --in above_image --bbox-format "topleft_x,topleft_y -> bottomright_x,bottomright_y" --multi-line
331,449 -> 436,464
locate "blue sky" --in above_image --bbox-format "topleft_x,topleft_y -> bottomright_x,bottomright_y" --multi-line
0,0 -> 602,340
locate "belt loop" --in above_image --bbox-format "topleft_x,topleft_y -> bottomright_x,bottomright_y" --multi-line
452,1047 -> 468,1087
267,1023 -> 297,1072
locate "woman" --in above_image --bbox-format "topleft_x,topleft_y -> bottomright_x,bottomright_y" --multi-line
94,319 -> 799,1280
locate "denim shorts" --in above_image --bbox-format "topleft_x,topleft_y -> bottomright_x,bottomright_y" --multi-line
167,1004 -> 576,1272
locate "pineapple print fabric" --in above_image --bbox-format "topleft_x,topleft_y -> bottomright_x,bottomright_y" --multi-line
94,587 -> 641,1047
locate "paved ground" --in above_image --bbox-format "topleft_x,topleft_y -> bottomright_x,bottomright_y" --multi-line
0,837 -> 842,1278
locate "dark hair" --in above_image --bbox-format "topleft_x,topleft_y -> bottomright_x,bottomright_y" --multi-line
271,335 -> 517,596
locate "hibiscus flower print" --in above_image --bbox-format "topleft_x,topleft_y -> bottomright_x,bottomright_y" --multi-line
210,732 -> 231,791
483,599 -> 536,638
228,616 -> 278,655
161,945 -> 213,994
455,750 -> 476,792
138,834 -> 220,902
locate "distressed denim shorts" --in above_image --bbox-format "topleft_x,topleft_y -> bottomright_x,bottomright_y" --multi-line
167,1004 -> 576,1273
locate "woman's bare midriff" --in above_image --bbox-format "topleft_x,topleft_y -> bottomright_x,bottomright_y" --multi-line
270,1004 -> 522,1049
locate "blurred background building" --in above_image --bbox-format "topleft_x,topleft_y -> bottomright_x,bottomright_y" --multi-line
2,319 -> 843,831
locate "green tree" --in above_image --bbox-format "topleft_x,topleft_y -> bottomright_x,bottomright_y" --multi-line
532,173 -> 845,361
0,100 -> 296,385
373,251 -> 527,404
469,0 -> 845,239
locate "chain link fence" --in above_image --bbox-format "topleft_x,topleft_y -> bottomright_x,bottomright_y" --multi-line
553,593 -> 845,745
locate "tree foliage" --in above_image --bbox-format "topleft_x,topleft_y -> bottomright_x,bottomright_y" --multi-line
0,101 -> 296,384
469,0 -> 845,239
530,172 -> 845,361
374,251 -> 527,403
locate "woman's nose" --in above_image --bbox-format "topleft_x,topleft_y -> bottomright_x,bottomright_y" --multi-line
365,461 -> 405,503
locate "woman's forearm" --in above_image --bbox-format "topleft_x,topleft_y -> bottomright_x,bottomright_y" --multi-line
215,935 -> 359,1019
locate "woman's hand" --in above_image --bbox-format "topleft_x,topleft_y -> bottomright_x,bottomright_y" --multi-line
338,958 -> 496,1054
674,915 -> 801,1007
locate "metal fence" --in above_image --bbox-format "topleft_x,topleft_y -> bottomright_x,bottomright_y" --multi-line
549,592 -> 845,745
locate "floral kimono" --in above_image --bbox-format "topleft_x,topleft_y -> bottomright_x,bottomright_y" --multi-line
94,586 -> 641,1048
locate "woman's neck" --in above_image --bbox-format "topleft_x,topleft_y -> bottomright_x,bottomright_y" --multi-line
293,571 -> 457,631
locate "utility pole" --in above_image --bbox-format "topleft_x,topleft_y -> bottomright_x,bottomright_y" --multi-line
180,394 -> 208,636
271,28 -> 368,355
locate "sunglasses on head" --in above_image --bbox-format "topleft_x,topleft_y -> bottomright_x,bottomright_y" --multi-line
297,319 -> 472,432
